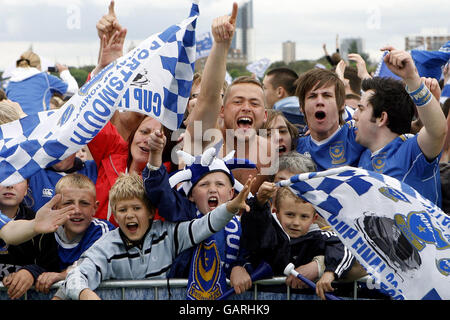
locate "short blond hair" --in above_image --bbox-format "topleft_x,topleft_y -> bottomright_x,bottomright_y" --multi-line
55,173 -> 96,197
0,101 -> 21,125
223,76 -> 265,107
273,186 -> 305,211
109,173 -> 154,214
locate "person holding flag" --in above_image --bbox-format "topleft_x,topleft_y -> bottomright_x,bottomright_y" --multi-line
0,0 -> 199,228
0,104 -> 74,248
353,46 -> 447,208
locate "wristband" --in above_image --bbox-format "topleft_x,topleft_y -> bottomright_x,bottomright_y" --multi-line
146,162 -> 160,171
406,82 -> 433,107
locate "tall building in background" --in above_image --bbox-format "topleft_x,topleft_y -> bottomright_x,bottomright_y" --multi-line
340,37 -> 364,58
282,41 -> 296,64
229,0 -> 255,64
405,28 -> 450,50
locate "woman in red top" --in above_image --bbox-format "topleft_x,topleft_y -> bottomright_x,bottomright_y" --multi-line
88,114 -> 164,225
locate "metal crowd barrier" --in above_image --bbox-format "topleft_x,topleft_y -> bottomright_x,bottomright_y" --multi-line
0,275 -> 375,300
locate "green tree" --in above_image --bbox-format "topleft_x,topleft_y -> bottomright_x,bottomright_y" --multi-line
347,40 -> 373,70
69,66 -> 95,87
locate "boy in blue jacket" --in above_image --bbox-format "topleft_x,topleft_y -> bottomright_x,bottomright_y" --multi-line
233,183 -> 355,300
143,129 -> 254,300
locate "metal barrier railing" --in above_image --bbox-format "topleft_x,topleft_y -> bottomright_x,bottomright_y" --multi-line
0,275 -> 372,300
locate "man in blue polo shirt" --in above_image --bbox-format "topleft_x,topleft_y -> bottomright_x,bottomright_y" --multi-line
295,67 -> 366,171
353,46 -> 447,207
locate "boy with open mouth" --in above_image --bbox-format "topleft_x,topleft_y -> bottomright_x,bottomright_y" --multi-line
144,128 -> 256,299
55,164 -> 252,300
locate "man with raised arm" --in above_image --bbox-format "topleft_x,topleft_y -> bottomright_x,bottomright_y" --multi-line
183,3 -> 276,192
353,47 -> 447,207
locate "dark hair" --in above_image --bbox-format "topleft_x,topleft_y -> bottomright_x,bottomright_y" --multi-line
295,68 -> 346,125
361,77 -> 416,135
442,99 -> 450,118
266,67 -> 299,96
344,66 -> 362,95
330,52 -> 342,65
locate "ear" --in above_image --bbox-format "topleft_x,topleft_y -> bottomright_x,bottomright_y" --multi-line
229,187 -> 235,201
378,111 -> 389,127
219,105 -> 225,119
312,213 -> 319,222
277,86 -> 286,99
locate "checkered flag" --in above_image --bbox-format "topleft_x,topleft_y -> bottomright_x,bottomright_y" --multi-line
277,166 -> 450,300
118,0 -> 199,130
0,1 -> 199,186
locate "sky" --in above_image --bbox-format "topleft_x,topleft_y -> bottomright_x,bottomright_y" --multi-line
0,0 -> 449,73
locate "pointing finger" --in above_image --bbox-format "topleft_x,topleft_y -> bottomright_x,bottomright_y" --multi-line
229,2 -> 238,25
108,0 -> 116,17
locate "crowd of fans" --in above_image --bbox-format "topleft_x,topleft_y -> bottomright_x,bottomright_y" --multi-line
0,1 -> 448,301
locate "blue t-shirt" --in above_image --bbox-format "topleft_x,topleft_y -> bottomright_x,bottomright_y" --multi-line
28,159 -> 97,212
296,121 -> 366,171
55,218 -> 115,270
358,134 -> 442,207
6,72 -> 68,115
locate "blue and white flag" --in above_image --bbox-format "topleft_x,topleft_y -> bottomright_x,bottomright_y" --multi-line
277,166 -> 450,300
373,51 -> 401,80
375,41 -> 450,81
246,58 -> 271,79
410,41 -> 450,80
196,31 -> 213,60
0,1 -> 199,186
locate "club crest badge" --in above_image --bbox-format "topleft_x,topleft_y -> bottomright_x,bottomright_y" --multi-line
329,141 -> 346,165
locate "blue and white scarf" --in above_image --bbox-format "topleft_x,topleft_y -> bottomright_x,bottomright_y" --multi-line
186,212 -> 241,300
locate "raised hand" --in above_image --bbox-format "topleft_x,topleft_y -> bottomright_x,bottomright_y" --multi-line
98,26 -> 127,69
380,46 -> 419,82
226,175 -> 255,214
34,194 -> 74,234
96,0 -> 121,41
147,130 -> 167,168
422,76 -> 441,101
335,60 -> 347,81
211,2 -> 238,44
348,53 -> 371,80
256,181 -> 277,206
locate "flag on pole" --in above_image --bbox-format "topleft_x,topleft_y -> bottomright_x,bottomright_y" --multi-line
0,1 -> 199,186
277,166 -> 450,300
246,58 -> 271,79
195,31 -> 213,60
